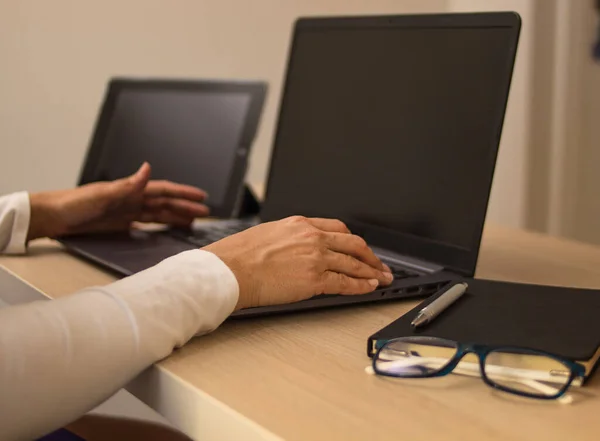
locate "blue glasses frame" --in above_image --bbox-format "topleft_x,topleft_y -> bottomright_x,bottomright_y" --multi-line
373,337 -> 587,400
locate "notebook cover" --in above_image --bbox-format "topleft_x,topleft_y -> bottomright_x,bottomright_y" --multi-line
367,278 -> 600,362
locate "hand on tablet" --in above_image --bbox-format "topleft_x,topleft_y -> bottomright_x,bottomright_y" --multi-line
203,216 -> 394,309
27,162 -> 210,240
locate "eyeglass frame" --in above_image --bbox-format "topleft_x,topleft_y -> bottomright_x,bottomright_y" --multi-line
372,336 -> 587,400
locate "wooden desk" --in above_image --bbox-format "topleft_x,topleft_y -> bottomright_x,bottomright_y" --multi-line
1,224 -> 600,440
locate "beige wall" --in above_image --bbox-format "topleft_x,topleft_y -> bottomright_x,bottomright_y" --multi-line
579,64 -> 600,243
570,2 -> 600,244
0,0 -> 445,194
513,0 -> 600,245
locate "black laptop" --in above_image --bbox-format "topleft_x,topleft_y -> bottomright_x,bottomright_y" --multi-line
61,78 -> 266,269
62,12 -> 521,317
77,78 -> 266,217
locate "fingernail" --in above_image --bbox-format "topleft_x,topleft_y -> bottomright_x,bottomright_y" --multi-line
382,264 -> 392,273
383,272 -> 393,283
368,279 -> 379,289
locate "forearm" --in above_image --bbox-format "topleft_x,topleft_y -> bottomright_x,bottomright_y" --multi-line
27,191 -> 66,241
0,250 -> 238,440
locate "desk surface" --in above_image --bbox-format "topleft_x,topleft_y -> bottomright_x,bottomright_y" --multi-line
2,224 -> 600,440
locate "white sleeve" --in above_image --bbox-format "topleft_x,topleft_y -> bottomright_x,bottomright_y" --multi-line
0,192 -> 31,254
0,249 -> 239,440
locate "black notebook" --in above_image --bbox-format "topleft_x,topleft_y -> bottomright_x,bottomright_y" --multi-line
367,279 -> 600,378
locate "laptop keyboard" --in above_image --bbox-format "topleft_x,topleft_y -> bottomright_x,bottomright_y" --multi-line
299,264 -> 422,302
387,265 -> 420,280
171,220 -> 256,247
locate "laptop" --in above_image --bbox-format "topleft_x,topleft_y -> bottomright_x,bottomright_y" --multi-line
77,77 -> 266,217
60,77 -> 266,269
63,12 -> 521,317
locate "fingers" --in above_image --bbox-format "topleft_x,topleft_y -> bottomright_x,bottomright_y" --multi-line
302,217 -> 388,273
320,271 -> 379,295
143,197 -> 210,218
325,251 -> 393,286
306,218 -> 351,233
324,232 -> 389,272
128,162 -> 152,191
102,162 -> 152,202
145,180 -> 207,202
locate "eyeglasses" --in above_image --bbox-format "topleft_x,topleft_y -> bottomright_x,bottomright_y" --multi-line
371,337 -> 586,401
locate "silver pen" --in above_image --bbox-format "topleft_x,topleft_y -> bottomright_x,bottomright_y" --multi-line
411,282 -> 468,327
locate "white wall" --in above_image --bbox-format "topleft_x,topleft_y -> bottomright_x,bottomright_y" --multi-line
0,0 -> 446,194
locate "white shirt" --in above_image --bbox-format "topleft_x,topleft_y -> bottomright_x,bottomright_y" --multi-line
0,192 -> 239,440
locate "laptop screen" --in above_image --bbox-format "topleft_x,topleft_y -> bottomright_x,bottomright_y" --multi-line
81,80 -> 266,216
262,14 -> 519,274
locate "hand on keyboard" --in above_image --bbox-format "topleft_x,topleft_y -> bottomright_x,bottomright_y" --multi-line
203,216 -> 394,310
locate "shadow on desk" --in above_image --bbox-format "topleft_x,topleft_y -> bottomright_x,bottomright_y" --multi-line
370,374 -> 596,406
66,415 -> 192,441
